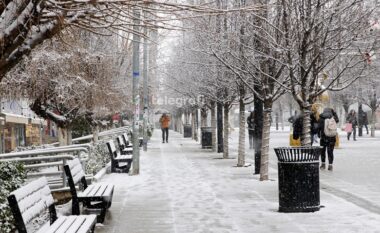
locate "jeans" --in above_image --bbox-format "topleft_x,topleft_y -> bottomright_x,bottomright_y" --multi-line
364,124 -> 369,134
162,128 -> 169,142
321,144 -> 334,165
248,130 -> 254,149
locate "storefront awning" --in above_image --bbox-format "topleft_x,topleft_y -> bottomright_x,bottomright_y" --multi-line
0,113 -> 46,125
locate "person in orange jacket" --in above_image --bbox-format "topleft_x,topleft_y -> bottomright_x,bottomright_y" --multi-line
160,113 -> 170,143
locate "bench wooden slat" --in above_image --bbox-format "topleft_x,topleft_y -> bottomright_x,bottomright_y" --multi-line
54,215 -> 78,233
79,185 -> 96,197
109,140 -> 117,154
87,184 -> 102,197
36,217 -> 66,233
116,154 -> 133,160
78,184 -> 114,199
93,184 -> 108,197
102,185 -> 114,198
65,216 -> 87,233
67,159 -> 86,184
76,215 -> 97,233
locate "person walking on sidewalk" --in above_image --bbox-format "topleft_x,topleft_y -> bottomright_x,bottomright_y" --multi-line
318,108 -> 339,171
362,111 -> 369,135
346,110 -> 358,141
160,114 -> 170,143
247,111 -> 255,149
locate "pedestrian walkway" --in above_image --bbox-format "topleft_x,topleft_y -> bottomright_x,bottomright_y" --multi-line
96,130 -> 380,233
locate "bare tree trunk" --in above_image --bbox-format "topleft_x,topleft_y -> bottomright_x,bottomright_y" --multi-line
217,102 -> 223,153
93,125 -> 99,143
179,114 -> 183,134
191,110 -> 195,140
371,109 -> 376,137
339,106 -> 345,128
279,103 -> 284,130
195,109 -> 199,141
58,127 -> 68,146
237,96 -> 246,167
254,90 -> 263,174
201,108 -> 207,127
260,105 -> 272,181
301,108 -> 312,146
210,102 -> 217,152
67,126 -> 72,145
223,103 -> 230,159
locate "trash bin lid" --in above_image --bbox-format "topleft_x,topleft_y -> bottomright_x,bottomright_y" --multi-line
274,147 -> 322,162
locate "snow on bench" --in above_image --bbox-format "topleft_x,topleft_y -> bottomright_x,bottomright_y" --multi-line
117,135 -> 133,154
122,133 -> 133,148
64,158 -> 114,223
106,140 -> 132,173
7,177 -> 96,233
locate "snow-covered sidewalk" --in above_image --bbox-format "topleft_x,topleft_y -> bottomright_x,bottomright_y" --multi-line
96,130 -> 380,233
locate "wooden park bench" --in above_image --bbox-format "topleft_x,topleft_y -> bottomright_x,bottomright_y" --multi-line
64,158 -> 114,223
122,133 -> 133,148
123,132 -> 143,148
7,177 -> 97,233
106,140 -> 132,173
117,135 -> 133,155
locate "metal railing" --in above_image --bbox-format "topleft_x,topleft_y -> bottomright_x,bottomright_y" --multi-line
0,147 -> 88,189
48,126 -> 131,146
0,126 -> 130,189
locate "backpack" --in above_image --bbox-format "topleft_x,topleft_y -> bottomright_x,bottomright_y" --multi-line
324,117 -> 337,137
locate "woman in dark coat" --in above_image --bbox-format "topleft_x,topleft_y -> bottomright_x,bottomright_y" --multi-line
318,108 -> 339,171
346,110 -> 358,141
292,112 -> 316,143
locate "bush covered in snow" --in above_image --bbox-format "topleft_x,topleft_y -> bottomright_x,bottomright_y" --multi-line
85,140 -> 111,175
0,162 -> 26,232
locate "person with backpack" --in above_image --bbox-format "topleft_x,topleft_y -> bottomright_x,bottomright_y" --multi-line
318,107 -> 339,171
346,110 -> 358,141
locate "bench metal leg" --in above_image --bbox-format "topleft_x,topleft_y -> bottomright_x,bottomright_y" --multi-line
97,202 -> 108,223
72,198 -> 80,215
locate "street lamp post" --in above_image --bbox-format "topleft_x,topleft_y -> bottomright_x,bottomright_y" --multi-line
132,7 -> 141,175
143,9 -> 149,152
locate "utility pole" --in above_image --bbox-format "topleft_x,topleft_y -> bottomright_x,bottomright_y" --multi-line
132,7 -> 141,175
143,9 -> 149,152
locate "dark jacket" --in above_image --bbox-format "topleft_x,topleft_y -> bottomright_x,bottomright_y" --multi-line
346,113 -> 358,127
292,114 -> 303,140
247,114 -> 255,131
310,113 -> 319,134
318,108 -> 339,146
361,112 -> 368,125
292,113 -> 318,140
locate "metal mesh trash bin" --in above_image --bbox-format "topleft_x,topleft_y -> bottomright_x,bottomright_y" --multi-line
274,147 -> 322,213
201,127 -> 212,149
184,124 -> 192,138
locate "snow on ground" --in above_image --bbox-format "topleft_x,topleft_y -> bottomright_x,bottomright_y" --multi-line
96,129 -> 380,233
